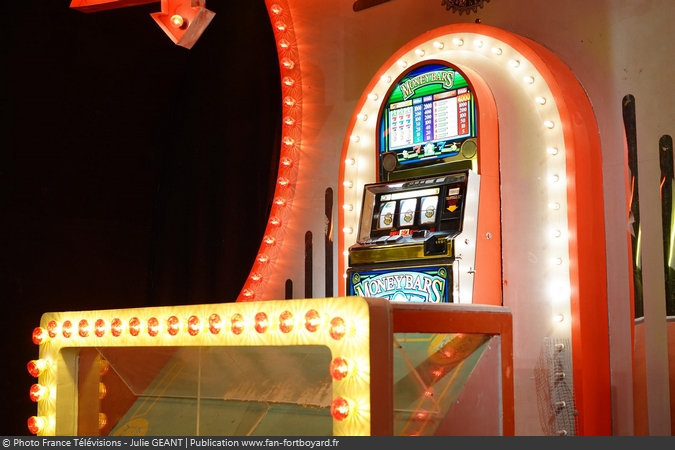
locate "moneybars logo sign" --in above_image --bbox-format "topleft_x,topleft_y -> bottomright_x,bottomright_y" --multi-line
399,70 -> 455,100
350,268 -> 448,303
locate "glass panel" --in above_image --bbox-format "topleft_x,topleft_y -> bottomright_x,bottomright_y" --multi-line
419,196 -> 438,225
378,201 -> 396,229
399,198 -> 417,227
393,333 -> 502,436
77,346 -> 333,436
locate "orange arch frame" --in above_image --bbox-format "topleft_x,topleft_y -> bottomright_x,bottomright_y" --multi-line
336,24 -> 610,435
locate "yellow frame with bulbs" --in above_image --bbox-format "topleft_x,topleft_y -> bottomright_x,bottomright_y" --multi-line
29,297 -> 394,436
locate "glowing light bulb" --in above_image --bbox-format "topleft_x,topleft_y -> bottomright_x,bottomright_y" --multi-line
552,257 -> 563,265
329,316 -> 348,340
269,216 -> 282,227
128,318 -> 141,337
330,396 -> 353,421
111,318 -> 123,337
433,41 -> 444,49
367,93 -> 378,101
27,416 -> 46,435
78,319 -> 90,338
281,58 -> 294,69
99,359 -> 110,376
282,136 -> 295,147
169,15 -> 184,28
304,309 -> 322,332
242,288 -> 255,300
547,147 -> 559,155
47,320 -> 59,338
491,47 -> 502,55
32,327 -> 49,345
231,313 -> 245,335
62,320 -> 72,338
278,39 -> 290,50
551,229 -> 562,238
554,314 -> 565,323
256,254 -> 270,264
380,75 -> 391,83
415,49 -> 425,56
27,360 -> 49,378
550,175 -> 560,183
343,204 -> 353,211
329,357 -> 352,381
263,235 -> 276,246
474,40 -> 483,48
208,314 -> 222,334
277,177 -> 290,187
273,196 -> 287,207
187,315 -> 200,336
29,384 -> 49,402
524,76 -> 535,84
345,158 -> 355,165
544,120 -> 555,129
94,319 -> 107,338
279,310 -> 294,333
270,4 -> 283,15
283,96 -> 296,108
396,60 -> 407,68
254,312 -> 269,333
283,116 -> 296,127
98,413 -> 107,430
280,154 -> 293,167
549,202 -> 561,210
282,76 -> 295,87
452,38 -> 463,46
343,181 -> 353,188
509,59 -> 520,67
350,135 -> 360,143
167,316 -> 180,336
250,272 -> 263,282
357,113 -> 368,121
275,21 -> 287,32
147,317 -> 160,337
535,96 -> 547,105
343,227 -> 353,234
99,382 -> 107,400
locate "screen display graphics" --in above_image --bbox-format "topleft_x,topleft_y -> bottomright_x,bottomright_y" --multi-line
372,187 -> 441,234
381,64 -> 476,165
348,266 -> 451,303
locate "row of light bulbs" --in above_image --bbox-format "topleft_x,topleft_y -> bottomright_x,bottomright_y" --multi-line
237,1 -> 302,302
32,310 -> 354,343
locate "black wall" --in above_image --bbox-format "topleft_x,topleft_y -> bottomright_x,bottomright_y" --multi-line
1,1 -> 280,435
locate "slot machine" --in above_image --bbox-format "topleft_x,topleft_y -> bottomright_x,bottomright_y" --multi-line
347,62 -> 501,306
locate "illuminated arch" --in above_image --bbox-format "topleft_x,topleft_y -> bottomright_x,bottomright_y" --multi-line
237,0 -> 303,302
337,24 -> 610,435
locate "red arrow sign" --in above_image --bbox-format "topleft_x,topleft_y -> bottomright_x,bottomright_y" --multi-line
150,0 -> 215,49
70,0 -> 215,49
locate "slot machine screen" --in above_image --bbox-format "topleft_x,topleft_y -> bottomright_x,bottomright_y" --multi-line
372,187 -> 441,237
357,172 -> 468,243
380,64 -> 477,168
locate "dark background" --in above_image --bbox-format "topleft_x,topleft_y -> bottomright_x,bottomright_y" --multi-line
1,1 -> 281,435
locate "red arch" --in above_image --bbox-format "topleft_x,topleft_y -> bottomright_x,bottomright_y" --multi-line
338,23 -> 610,435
